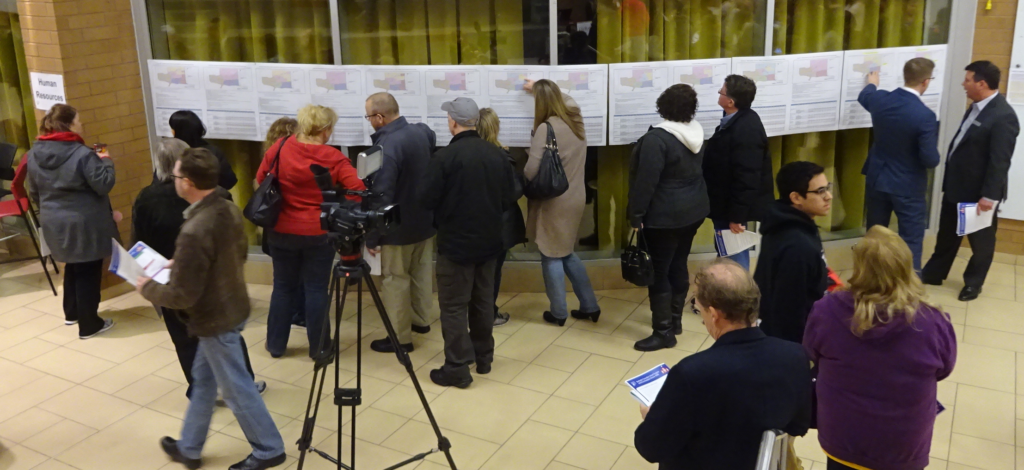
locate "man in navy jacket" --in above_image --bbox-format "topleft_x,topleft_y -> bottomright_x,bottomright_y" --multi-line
858,58 -> 941,271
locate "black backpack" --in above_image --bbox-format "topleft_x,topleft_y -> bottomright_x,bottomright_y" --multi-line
523,122 -> 569,200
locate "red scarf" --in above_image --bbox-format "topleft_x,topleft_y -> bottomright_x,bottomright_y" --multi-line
38,132 -> 85,144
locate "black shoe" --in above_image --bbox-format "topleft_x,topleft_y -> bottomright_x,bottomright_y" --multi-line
411,324 -> 431,334
921,277 -> 943,286
570,309 -> 601,323
291,317 -> 306,329
430,368 -> 472,388
477,362 -> 492,374
370,338 -> 414,353
959,286 -> 982,301
160,436 -> 202,470
543,311 -> 566,326
229,453 -> 287,470
671,314 -> 683,335
634,333 -> 677,352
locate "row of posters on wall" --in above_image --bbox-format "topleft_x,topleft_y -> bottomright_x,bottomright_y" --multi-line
147,44 -> 945,148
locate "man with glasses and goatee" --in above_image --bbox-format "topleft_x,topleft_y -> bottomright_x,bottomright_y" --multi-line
753,161 -> 832,344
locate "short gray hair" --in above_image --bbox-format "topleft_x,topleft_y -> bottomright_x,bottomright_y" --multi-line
154,138 -> 190,182
694,259 -> 761,325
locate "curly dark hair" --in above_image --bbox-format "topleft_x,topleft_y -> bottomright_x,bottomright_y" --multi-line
656,84 -> 698,123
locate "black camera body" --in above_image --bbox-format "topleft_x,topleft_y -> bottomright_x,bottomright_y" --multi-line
310,164 -> 400,256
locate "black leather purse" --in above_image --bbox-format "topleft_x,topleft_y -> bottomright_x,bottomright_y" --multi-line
621,229 -> 655,287
243,136 -> 287,228
523,122 -> 569,200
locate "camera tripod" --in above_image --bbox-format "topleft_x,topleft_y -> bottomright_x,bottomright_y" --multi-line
295,252 -> 457,470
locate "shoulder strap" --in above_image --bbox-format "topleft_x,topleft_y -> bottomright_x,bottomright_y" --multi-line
545,122 -> 557,149
270,136 -> 288,176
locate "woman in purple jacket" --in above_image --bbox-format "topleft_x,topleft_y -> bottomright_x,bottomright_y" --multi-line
804,225 -> 956,470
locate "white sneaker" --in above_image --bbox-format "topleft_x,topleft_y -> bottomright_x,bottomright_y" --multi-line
79,319 -> 114,339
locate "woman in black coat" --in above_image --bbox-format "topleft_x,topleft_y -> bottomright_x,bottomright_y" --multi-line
132,138 -> 263,398
168,110 -> 238,190
627,84 -> 710,352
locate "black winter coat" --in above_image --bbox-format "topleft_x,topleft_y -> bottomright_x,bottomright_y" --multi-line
627,128 -> 709,229
500,149 -> 527,251
753,201 -> 828,343
702,109 -> 773,223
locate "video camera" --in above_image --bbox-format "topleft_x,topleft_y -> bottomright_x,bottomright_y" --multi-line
310,145 -> 399,256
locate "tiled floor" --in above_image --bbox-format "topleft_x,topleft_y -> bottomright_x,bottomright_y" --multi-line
1,254 -> 1024,470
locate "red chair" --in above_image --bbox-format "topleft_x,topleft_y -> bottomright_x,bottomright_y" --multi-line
0,150 -> 58,296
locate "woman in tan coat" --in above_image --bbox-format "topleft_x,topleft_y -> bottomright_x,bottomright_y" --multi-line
524,79 -> 600,326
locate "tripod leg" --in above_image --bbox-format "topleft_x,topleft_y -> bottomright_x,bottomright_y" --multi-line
362,267 -> 458,470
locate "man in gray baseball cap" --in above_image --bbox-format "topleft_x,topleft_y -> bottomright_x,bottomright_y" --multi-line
418,97 -> 515,388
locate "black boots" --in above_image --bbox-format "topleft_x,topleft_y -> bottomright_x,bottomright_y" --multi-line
634,292 -> 677,352
670,293 -> 686,335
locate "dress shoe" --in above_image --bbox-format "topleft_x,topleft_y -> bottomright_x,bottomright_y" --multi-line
958,286 -> 982,301
370,338 -> 414,353
634,332 -> 677,352
411,324 -> 431,334
228,452 -> 287,470
160,436 -> 202,470
542,311 -> 566,326
477,361 -> 492,374
570,309 -> 601,323
430,368 -> 472,388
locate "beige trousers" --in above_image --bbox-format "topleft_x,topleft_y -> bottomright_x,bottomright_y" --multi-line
380,238 -> 436,343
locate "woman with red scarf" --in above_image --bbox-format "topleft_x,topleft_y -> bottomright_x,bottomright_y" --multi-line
26,104 -> 116,339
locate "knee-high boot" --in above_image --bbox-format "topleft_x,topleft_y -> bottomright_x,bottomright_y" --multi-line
670,293 -> 686,335
634,292 -> 677,352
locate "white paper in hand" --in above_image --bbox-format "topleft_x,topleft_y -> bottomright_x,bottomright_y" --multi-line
108,239 -> 170,285
956,203 -> 995,236
362,245 -> 381,276
714,230 -> 761,257
625,363 -> 671,407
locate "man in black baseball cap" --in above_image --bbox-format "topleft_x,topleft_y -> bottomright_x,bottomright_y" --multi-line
418,98 -> 516,388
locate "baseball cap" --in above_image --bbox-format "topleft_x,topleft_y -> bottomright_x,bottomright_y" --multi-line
441,97 -> 480,127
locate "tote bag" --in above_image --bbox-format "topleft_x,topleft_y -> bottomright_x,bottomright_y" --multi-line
523,122 -> 569,200
243,136 -> 288,228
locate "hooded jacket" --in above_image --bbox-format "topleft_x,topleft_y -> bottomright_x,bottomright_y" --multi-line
27,139 -> 118,264
627,121 -> 709,229
702,108 -> 774,223
804,291 -> 956,470
753,200 -> 828,343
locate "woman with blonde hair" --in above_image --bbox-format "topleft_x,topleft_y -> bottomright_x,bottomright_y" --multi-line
476,108 -> 526,326
523,79 -> 600,326
803,225 -> 956,470
256,104 -> 365,358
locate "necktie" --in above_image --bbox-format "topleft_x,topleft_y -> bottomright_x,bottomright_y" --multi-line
950,103 -> 978,156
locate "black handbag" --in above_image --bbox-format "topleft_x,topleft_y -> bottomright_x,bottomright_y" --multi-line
523,122 -> 569,200
621,229 -> 655,287
243,136 -> 287,228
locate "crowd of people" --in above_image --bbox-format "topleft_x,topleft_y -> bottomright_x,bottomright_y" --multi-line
15,58 -> 1017,469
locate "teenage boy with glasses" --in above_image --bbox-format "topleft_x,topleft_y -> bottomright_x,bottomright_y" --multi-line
753,161 -> 832,344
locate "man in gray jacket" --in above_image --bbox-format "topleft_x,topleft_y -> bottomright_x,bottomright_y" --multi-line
364,92 -> 438,353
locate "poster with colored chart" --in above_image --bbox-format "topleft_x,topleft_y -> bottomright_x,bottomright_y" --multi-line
838,48 -> 902,129
148,60 -> 205,137
309,67 -> 369,146
424,67 -> 485,146
364,67 -> 428,127
202,62 -> 259,140
787,51 -> 843,134
550,65 -> 608,146
732,56 -> 792,136
255,65 -> 311,138
484,67 -> 545,147
673,59 -> 731,137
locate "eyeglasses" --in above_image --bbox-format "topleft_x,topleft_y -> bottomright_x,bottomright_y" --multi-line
805,182 -> 834,197
718,90 -> 730,98
364,114 -> 382,121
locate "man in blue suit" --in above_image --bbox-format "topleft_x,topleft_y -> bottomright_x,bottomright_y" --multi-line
859,58 -> 941,271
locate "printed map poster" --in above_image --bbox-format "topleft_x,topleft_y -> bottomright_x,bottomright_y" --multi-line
550,65 -> 608,146
364,67 -> 427,129
484,67 -> 546,147
148,60 -> 205,137
608,62 -> 672,145
308,66 -> 369,146
839,48 -> 902,129
732,56 -> 791,137
255,64 -> 312,138
424,66 -> 487,146
786,51 -> 843,133
201,62 -> 259,140
673,59 -> 731,138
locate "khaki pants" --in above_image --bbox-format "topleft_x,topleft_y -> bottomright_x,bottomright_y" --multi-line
381,238 -> 436,343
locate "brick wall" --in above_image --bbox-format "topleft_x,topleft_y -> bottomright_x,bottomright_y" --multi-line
971,0 -> 1024,256
19,0 -> 153,285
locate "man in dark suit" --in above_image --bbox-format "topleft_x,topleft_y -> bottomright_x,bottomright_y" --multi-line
635,259 -> 811,470
922,61 -> 1019,301
859,58 -> 941,272
703,74 -> 774,271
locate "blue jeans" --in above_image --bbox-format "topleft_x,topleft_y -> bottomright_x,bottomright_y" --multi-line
712,219 -> 751,270
541,253 -> 599,319
177,325 -> 284,460
865,185 -> 927,272
268,238 -> 335,358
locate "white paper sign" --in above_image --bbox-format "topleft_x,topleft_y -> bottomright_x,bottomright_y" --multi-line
30,72 -> 67,111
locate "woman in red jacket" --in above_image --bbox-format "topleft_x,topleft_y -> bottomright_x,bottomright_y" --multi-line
257,104 -> 365,358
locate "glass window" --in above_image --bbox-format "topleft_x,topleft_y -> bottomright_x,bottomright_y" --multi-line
0,2 -> 35,153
